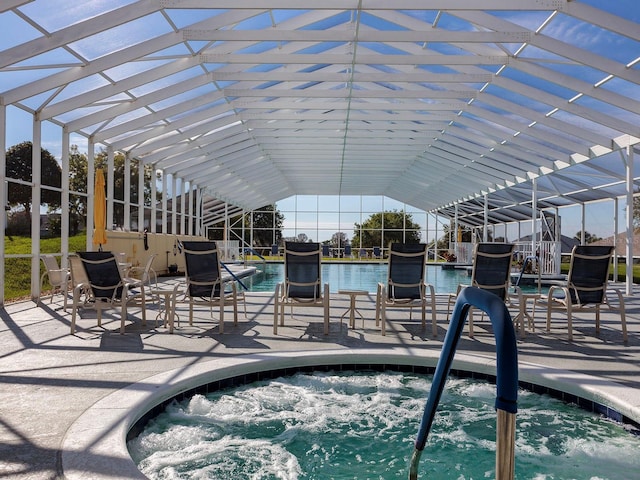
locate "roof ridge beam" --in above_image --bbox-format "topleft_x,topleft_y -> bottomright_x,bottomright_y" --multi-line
185,28 -> 530,43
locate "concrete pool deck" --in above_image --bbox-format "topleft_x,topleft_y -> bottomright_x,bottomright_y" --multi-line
1,280 -> 639,479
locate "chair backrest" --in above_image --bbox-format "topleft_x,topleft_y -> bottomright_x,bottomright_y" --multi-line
344,245 -> 352,256
41,255 -> 66,285
68,254 -> 89,289
42,254 -> 59,272
322,244 -> 330,257
284,241 -> 322,299
182,241 -> 222,298
567,245 -> 613,305
77,251 -> 123,299
387,243 -> 427,300
140,253 -> 157,282
373,246 -> 381,258
471,243 -> 515,301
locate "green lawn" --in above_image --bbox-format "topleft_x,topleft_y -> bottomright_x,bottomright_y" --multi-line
559,262 -> 640,284
4,234 -> 87,301
4,236 -> 639,303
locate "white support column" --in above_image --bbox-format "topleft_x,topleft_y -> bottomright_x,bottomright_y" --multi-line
196,187 -> 202,236
86,140 -> 95,250
151,168 -> 157,233
106,147 -> 114,230
426,212 -> 430,259
224,202 -> 229,250
531,178 -> 537,256
580,203 -> 586,245
454,203 -> 459,252
171,174 -> 177,235
483,195 -> 489,242
60,129 -> 70,267
613,197 -> 619,281
435,211 -> 439,260
161,172 -> 168,233
188,181 -> 194,236
241,209 -> 246,253
250,210 -> 254,253
137,158 -> 144,231
625,144 -> 634,295
180,178 -> 186,235
31,118 -> 42,300
0,105 -> 6,306
124,153 -> 131,230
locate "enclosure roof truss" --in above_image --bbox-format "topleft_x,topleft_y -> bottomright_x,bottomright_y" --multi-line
1,0 -> 639,225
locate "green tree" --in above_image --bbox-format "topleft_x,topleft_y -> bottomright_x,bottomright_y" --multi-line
574,231 -> 602,244
331,231 -> 348,249
6,141 -> 62,221
95,149 -> 157,228
352,210 -> 421,248
62,146 -> 158,233
224,205 -> 284,247
68,145 -> 88,235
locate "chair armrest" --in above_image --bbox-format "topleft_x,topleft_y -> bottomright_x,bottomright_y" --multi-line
605,288 -> 626,311
424,283 -> 435,298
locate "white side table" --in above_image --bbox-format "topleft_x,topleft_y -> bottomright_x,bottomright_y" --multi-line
510,291 -> 540,336
150,285 -> 181,333
338,290 -> 368,329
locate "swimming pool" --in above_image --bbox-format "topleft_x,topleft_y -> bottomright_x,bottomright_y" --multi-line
129,370 -> 640,479
242,263 -> 470,294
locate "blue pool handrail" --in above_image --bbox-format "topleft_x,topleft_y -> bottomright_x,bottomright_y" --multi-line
220,262 -> 248,291
514,254 -> 540,292
409,287 -> 518,480
243,246 -> 266,262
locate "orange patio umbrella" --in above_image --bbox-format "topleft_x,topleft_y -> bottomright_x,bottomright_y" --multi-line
93,168 -> 107,250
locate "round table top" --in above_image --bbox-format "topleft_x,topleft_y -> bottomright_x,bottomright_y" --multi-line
338,289 -> 369,295
150,287 -> 180,295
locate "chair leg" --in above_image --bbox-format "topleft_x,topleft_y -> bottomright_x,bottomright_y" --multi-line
273,283 -> 280,335
381,300 -> 387,336
219,295 -> 225,334
70,286 -> 81,334
610,289 -> 628,343
428,286 -> 437,338
566,303 -> 573,341
375,284 -> 382,327
323,283 -> 330,335
323,300 -> 330,335
233,288 -> 238,325
140,290 -> 146,326
120,304 -> 127,334
280,300 -> 285,327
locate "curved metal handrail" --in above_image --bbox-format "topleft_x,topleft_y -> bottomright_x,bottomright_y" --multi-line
409,287 -> 518,480
514,254 -> 541,292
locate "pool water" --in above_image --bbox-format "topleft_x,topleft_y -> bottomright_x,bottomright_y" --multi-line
242,263 -> 470,294
129,371 -> 640,479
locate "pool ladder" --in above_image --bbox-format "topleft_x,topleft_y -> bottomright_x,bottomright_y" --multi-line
409,287 -> 518,480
